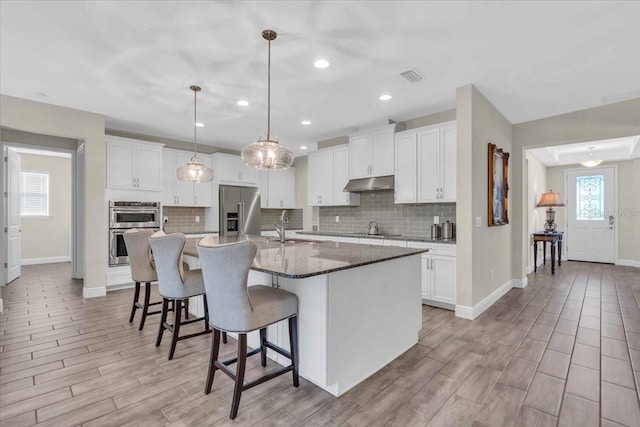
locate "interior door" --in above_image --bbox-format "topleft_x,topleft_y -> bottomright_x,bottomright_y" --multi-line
566,167 -> 616,263
6,148 -> 21,283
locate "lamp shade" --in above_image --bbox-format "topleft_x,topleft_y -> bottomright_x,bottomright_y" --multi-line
176,156 -> 215,182
537,191 -> 565,208
242,134 -> 294,170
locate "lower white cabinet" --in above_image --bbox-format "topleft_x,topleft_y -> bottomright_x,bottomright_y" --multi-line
407,242 -> 456,308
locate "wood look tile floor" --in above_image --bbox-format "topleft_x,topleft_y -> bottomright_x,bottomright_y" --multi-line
1,261 -> 640,426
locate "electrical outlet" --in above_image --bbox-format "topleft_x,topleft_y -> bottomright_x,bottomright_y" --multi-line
335,216 -> 340,223
164,216 -> 169,223
433,216 -> 440,225
195,216 -> 200,223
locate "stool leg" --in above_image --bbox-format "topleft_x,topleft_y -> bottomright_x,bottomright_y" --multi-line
139,282 -> 151,331
169,299 -> 182,360
203,295 -> 211,332
223,332 -> 228,344
259,328 -> 267,367
129,282 -> 141,323
230,334 -> 247,420
156,298 -> 169,347
289,316 -> 299,387
183,298 -> 189,320
204,328 -> 221,394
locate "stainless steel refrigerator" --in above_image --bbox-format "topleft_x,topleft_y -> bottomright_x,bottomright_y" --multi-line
219,185 -> 261,236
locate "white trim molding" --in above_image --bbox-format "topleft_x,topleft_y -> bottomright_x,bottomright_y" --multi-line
455,279 -> 516,320
616,259 -> 640,268
21,256 -> 71,266
83,286 -> 106,298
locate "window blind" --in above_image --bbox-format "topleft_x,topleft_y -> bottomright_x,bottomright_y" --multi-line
20,172 -> 49,216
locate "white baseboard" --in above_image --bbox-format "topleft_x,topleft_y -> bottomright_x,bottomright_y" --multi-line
455,279 -> 515,320
83,286 -> 106,298
21,256 -> 71,265
616,259 -> 640,268
512,277 -> 528,289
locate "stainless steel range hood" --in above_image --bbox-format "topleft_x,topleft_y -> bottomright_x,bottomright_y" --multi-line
343,175 -> 394,192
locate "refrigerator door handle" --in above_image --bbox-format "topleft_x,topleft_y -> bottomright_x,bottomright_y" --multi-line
238,202 -> 245,235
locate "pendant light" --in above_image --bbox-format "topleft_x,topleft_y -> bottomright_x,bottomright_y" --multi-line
241,29 -> 294,170
579,146 -> 602,168
177,85 -> 215,182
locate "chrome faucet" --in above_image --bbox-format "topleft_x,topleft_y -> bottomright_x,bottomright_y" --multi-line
274,210 -> 288,243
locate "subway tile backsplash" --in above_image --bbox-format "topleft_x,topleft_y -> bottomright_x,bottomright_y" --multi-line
261,209 -> 303,231
319,190 -> 455,237
163,206 -> 206,233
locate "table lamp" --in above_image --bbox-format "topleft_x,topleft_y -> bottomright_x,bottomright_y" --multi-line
537,190 -> 565,232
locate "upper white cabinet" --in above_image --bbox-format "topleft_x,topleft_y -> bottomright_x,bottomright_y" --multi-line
212,153 -> 257,185
308,146 -> 360,207
106,136 -> 163,191
261,167 -> 296,209
162,148 -> 212,207
349,124 -> 395,179
394,121 -> 457,204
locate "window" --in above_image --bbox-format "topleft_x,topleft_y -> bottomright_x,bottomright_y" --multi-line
20,172 -> 49,217
576,175 -> 604,221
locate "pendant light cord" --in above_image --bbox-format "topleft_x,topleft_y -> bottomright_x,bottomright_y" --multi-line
193,88 -> 197,158
267,36 -> 271,140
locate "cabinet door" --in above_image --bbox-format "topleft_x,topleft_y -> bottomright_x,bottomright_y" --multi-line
175,151 -> 194,206
257,170 -> 269,208
394,132 -> 417,203
308,150 -> 333,206
107,141 -> 136,189
333,146 -> 358,205
240,164 -> 257,185
193,155 -> 212,207
421,254 -> 431,300
371,128 -> 394,176
135,144 -> 163,191
267,170 -> 283,208
440,125 -> 457,202
162,150 -> 177,206
349,135 -> 371,179
417,129 -> 440,202
430,255 -> 456,305
281,167 -> 296,209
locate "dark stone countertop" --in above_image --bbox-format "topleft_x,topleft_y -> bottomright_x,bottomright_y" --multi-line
294,230 -> 456,244
183,235 -> 427,279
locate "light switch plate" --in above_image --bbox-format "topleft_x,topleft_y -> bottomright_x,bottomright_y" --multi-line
335,216 -> 340,223
475,216 -> 482,227
195,216 -> 200,223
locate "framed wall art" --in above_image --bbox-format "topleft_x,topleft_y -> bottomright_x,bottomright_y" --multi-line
488,142 -> 509,226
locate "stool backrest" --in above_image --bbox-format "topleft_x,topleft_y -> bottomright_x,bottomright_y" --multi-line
197,239 -> 256,331
149,232 -> 186,298
123,229 -> 157,283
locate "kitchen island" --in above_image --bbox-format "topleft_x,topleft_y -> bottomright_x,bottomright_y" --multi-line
182,236 -> 426,396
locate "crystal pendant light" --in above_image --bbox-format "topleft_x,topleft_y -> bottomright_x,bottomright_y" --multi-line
241,30 -> 294,170
579,146 -> 602,168
177,85 -> 215,182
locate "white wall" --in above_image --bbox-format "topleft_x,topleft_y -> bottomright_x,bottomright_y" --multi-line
20,153 -> 72,262
526,153 -> 547,270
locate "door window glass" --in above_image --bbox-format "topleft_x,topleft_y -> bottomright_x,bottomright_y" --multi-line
576,175 -> 604,221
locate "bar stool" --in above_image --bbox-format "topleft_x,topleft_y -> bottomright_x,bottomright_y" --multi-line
197,238 -> 299,420
149,231 -> 212,360
123,228 -> 162,331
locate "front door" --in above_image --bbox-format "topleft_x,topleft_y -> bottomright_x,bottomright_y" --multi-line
6,148 -> 21,283
566,167 -> 616,263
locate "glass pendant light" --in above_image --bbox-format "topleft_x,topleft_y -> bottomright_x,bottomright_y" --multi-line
241,29 -> 294,170
177,85 -> 215,182
579,146 -> 602,168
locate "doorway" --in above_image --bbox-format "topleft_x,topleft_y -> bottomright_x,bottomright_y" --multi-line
566,166 -> 617,263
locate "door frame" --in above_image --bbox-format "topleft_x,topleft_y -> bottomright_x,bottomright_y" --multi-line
1,141 -> 80,285
563,165 -> 618,263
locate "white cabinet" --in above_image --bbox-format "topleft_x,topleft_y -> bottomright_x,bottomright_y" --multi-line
107,136 -> 163,191
212,153 -> 257,185
349,125 -> 395,179
308,146 -> 360,207
162,149 -> 212,207
394,121 -> 456,204
263,168 -> 296,209
408,241 -> 456,307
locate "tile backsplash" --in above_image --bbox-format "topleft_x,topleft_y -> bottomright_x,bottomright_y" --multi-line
163,206 -> 206,233
261,209 -> 303,231
319,190 -> 455,237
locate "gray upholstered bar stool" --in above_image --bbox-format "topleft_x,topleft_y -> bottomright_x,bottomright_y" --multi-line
197,238 -> 299,420
148,231 -> 212,360
123,228 -> 162,331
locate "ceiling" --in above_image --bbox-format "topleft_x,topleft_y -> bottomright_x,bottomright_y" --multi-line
528,135 -> 640,167
2,1 -> 640,157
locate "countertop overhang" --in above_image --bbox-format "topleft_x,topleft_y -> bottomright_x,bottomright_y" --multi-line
183,235 -> 427,279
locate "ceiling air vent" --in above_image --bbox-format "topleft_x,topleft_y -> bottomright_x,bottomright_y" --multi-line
399,69 -> 423,84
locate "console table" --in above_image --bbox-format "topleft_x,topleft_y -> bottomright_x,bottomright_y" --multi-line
533,231 -> 563,274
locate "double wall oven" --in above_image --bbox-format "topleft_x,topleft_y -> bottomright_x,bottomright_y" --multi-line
109,201 -> 161,266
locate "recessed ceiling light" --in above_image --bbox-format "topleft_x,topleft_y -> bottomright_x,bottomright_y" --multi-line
300,146 -> 308,150
379,94 -> 392,101
195,122 -> 205,127
301,120 -> 311,126
314,59 -> 330,69
237,100 -> 249,107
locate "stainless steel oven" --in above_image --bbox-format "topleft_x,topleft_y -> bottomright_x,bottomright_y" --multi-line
108,201 -> 161,266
